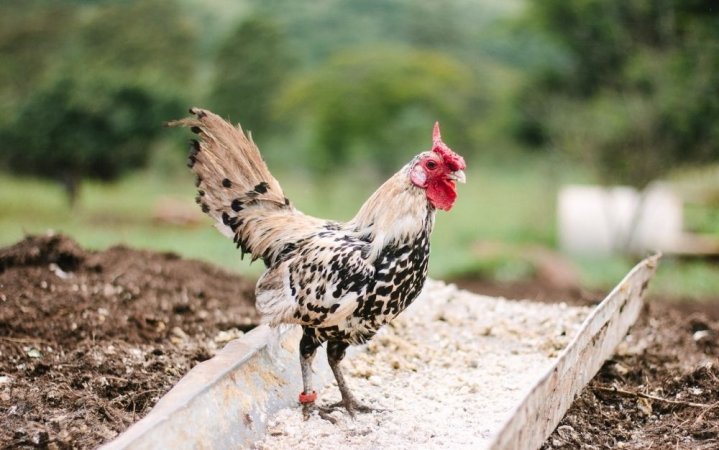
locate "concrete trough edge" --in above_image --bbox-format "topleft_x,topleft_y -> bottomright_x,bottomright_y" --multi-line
100,324 -> 335,450
486,253 -> 661,450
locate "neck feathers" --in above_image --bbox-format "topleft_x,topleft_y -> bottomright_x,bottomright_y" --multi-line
348,167 -> 434,260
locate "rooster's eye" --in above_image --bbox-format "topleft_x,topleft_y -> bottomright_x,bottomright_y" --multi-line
426,161 -> 437,170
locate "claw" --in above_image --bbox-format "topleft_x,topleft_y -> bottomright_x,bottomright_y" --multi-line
323,399 -> 382,417
302,403 -> 338,424
344,400 -> 382,416
318,408 -> 339,424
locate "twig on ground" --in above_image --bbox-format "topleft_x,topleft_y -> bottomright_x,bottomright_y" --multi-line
594,385 -> 718,409
693,400 -> 719,425
109,388 -> 162,407
0,336 -> 51,345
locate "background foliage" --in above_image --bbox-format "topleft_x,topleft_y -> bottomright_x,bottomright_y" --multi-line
2,0 -> 717,188
0,0 -> 717,297
516,0 -> 719,187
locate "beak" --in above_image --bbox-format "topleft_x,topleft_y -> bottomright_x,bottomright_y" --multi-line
449,170 -> 466,184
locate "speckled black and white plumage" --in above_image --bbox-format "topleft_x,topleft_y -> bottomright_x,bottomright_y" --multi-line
278,212 -> 432,346
170,108 -> 465,417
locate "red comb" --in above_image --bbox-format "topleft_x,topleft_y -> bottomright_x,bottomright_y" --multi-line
433,121 -> 442,143
432,122 -> 465,172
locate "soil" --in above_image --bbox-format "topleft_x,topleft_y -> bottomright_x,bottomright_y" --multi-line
0,234 -> 259,449
1,234 -> 717,449
541,300 -> 719,450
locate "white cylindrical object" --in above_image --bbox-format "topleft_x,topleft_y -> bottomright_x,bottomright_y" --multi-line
558,184 -> 682,257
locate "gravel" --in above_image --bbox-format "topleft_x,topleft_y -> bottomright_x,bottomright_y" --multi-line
255,280 -> 591,449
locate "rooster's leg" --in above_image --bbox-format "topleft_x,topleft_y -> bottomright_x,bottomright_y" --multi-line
299,330 -> 320,420
326,340 -> 376,416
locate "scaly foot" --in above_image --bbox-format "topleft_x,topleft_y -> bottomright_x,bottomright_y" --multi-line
325,397 -> 383,417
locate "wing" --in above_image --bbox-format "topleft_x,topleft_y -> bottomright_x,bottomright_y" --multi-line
255,230 -> 375,327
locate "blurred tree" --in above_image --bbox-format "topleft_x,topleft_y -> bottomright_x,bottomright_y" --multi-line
275,47 -> 475,174
71,0 -> 197,88
249,0 -> 407,64
516,0 -> 719,187
1,76 -> 182,205
0,0 -> 77,127
0,0 -> 196,118
208,16 -> 294,136
0,0 -> 198,203
248,0 -> 520,66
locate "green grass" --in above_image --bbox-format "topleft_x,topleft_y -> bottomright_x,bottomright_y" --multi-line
575,256 -> 719,299
1,160 -> 718,301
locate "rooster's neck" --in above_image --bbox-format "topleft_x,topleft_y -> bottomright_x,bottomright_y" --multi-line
347,169 -> 434,260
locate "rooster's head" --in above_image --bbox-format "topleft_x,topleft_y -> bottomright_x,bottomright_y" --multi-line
409,122 -> 466,211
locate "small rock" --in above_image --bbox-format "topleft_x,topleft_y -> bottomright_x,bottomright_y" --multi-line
170,327 -> 189,344
214,328 -> 244,344
172,326 -> 188,339
49,263 -> 71,279
557,425 -> 579,441
611,362 -> 629,376
25,347 -> 42,359
693,330 -> 712,343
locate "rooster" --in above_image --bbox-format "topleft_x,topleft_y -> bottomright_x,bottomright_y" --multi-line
169,108 -> 466,418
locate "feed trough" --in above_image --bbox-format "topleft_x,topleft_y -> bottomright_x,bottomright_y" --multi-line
102,255 -> 659,450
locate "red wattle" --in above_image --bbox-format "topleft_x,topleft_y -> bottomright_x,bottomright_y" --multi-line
426,179 -> 457,211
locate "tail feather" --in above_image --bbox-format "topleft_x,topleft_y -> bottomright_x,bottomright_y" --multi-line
168,107 -> 301,263
169,108 -> 285,203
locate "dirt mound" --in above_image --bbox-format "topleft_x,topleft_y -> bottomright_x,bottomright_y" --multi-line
0,234 -> 258,449
0,233 -> 85,275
